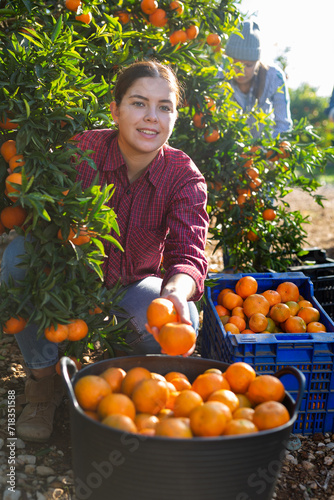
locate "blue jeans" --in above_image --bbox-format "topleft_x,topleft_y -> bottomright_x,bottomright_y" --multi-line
1,236 -> 199,368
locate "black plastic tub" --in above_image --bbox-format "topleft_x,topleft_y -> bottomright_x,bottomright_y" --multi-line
61,355 -> 305,500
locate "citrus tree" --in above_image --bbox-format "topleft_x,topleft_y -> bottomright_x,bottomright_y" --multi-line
0,0 -> 333,356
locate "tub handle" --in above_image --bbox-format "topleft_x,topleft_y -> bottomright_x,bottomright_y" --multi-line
60,356 -> 81,412
274,366 -> 305,413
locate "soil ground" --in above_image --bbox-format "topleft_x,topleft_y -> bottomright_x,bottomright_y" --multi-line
0,184 -> 334,499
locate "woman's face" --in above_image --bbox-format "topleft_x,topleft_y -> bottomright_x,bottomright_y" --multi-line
110,76 -> 178,159
233,59 -> 259,85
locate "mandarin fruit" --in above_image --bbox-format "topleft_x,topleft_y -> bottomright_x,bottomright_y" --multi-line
97,393 -> 136,421
173,390 -> 203,418
276,282 -> 300,303
189,401 -> 227,437
253,401 -> 290,430
157,322 -> 196,356
3,316 -> 27,334
121,367 -> 152,397
131,378 -> 169,415
224,362 -> 256,394
223,418 -> 258,435
155,417 -> 193,438
102,414 -> 137,433
235,276 -> 258,298
243,294 -> 270,318
75,375 -> 111,411
270,303 -> 291,323
261,289 -> 281,307
247,375 -> 285,404
207,389 -> 239,413
146,298 -> 179,329
191,371 -> 230,401
297,307 -> 320,324
100,367 -> 126,392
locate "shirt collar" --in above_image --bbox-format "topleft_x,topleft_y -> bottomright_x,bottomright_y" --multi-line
102,131 -> 167,188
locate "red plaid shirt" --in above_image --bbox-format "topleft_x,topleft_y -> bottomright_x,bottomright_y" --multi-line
74,129 -> 209,300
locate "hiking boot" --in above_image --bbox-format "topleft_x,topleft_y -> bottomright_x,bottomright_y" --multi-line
17,373 -> 64,442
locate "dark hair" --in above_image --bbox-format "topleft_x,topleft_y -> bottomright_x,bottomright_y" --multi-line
114,60 -> 183,107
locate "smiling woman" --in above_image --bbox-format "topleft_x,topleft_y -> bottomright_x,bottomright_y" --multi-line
0,59 -> 209,442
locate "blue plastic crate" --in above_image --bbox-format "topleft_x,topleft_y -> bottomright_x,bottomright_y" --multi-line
202,272 -> 334,435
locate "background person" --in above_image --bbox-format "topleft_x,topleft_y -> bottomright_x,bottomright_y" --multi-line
0,60 -> 209,442
220,21 -> 292,138
326,87 -> 334,122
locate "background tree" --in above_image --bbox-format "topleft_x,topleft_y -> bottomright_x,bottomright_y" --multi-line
0,0 -> 333,355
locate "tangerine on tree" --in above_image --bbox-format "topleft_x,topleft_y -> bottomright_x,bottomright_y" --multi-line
115,11 -> 130,24
65,0 -> 82,12
0,113 -> 18,130
3,316 -> 27,334
170,0 -> 184,16
186,25 -> 199,39
9,155 -> 25,172
6,172 -> 23,201
0,140 -> 17,162
206,33 -> 220,46
204,128 -> 220,143
0,206 -> 27,230
141,0 -> 158,15
67,318 -> 89,341
263,208 -> 276,221
149,9 -> 168,27
75,12 -> 92,24
44,323 -> 69,343
192,112 -> 205,129
169,30 -> 188,46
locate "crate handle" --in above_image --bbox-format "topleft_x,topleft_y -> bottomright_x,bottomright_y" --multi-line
60,356 -> 82,412
274,366 -> 306,413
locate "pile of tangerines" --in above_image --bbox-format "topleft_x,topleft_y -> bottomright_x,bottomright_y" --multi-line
73,360 -> 290,438
215,276 -> 330,335
146,297 -> 197,356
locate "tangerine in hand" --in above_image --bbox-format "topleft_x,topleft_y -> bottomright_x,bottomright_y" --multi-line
146,298 -> 179,329
157,322 -> 196,356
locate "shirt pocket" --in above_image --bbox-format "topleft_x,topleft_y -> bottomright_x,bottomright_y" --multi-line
127,226 -> 166,265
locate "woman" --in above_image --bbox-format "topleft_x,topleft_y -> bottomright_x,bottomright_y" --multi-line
0,60 -> 209,441
221,21 -> 292,138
